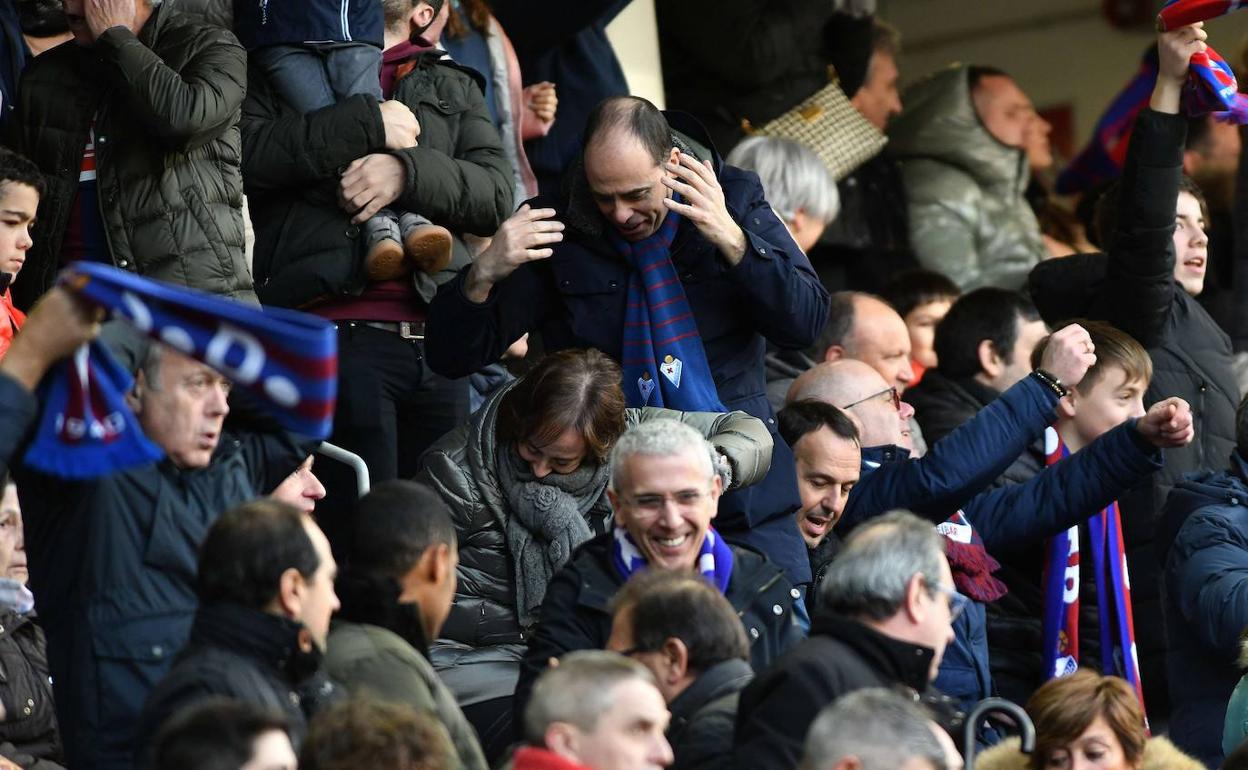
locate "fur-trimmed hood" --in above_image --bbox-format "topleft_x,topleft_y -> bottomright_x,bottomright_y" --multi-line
974,735 -> 1204,770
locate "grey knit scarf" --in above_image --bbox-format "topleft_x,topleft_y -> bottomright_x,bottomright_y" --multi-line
495,442 -> 611,627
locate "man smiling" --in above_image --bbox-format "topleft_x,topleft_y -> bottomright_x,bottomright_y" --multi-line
512,420 -> 805,722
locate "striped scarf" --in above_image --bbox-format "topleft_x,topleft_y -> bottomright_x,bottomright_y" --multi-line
1041,428 -> 1147,716
615,200 -> 726,411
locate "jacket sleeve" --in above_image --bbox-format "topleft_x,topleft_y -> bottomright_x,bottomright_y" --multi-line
491,0 -> 631,56
425,261 -> 555,379
633,408 -> 773,489
392,74 -> 513,236
722,169 -> 830,350
840,376 -> 1059,529
512,560 -> 604,725
966,420 -> 1163,553
1101,109 -> 1185,347
1167,508 -> 1248,658
240,79 -> 386,192
94,24 -> 246,151
0,374 -> 36,482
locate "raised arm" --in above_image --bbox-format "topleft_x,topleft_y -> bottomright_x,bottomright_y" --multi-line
633,408 -> 773,488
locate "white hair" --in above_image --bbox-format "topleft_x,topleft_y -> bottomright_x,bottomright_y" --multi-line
727,136 -> 840,225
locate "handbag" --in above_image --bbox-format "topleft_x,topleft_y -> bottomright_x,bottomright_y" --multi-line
742,66 -> 887,182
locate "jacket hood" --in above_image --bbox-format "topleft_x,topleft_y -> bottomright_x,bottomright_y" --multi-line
1026,252 -> 1108,325
887,64 -> 1029,192
974,735 -> 1204,770
1158,451 -> 1248,564
333,569 -> 431,658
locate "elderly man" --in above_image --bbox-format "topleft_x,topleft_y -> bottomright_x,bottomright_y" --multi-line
427,94 -> 830,586
787,328 -> 1189,715
734,511 -> 958,770
0,290 -> 311,769
514,419 -> 804,724
136,501 -> 341,759
516,651 -> 673,770
800,688 -> 951,770
7,0 -> 254,309
607,569 -> 753,770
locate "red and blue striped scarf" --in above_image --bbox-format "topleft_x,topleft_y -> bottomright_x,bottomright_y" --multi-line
1041,428 -> 1147,716
614,201 -> 726,411
23,263 -> 337,479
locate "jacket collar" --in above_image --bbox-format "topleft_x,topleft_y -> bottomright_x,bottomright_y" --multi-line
190,602 -> 318,685
513,746 -> 594,770
333,570 -> 431,658
667,658 -> 753,727
809,612 -> 934,693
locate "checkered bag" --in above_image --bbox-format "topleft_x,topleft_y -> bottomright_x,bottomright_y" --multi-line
743,69 -> 887,182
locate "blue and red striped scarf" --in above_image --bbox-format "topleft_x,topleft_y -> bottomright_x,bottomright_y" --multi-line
23,262 -> 337,479
1041,428 -> 1147,716
614,201 -> 726,412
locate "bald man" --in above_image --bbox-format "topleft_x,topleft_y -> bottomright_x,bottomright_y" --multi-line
788,325 -> 1187,716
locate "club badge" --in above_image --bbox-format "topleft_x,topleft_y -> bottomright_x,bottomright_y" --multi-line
661,355 -> 683,387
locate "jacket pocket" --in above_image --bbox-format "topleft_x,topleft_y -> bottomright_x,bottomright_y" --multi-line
88,612 -> 190,737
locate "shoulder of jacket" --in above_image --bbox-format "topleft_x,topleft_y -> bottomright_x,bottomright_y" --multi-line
155,13 -> 243,53
1141,736 -> 1204,770
901,159 -> 980,200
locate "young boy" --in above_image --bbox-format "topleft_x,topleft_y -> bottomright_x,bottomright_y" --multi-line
234,0 -> 451,280
0,147 -> 42,361
1024,320 -> 1155,707
881,268 -> 961,385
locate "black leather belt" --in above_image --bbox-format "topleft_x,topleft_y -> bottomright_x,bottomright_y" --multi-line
340,320 -> 426,340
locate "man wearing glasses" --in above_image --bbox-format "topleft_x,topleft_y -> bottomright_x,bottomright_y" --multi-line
734,511 -> 965,770
781,324 -> 1192,720
514,419 -> 805,723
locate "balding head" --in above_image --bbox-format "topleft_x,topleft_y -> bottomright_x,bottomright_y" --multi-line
787,360 -> 911,449
822,294 -> 915,393
581,96 -> 678,243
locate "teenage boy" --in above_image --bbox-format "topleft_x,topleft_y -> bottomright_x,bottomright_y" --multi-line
0,148 -> 41,361
988,319 -> 1156,707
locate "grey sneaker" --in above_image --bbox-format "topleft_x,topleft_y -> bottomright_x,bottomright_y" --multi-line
399,211 -> 453,274
363,209 -> 406,281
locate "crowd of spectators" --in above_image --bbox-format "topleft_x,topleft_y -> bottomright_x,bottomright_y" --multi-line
1,1 -> 1248,769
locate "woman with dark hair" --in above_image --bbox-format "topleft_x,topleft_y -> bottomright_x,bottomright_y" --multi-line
417,347 -> 772,760
976,670 -> 1202,770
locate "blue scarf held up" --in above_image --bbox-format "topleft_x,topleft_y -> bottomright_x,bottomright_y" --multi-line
614,200 -> 726,411
610,524 -> 733,594
23,262 -> 337,479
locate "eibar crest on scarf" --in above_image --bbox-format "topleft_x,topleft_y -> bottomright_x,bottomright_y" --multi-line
660,355 -> 683,387
637,371 -> 655,405
23,263 -> 338,479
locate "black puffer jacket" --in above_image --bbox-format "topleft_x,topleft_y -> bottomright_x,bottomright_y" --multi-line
1028,109 -> 1239,719
668,658 -> 753,770
241,50 -> 512,309
0,608 -> 59,765
7,3 -> 253,309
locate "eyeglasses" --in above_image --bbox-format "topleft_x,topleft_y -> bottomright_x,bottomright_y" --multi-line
840,386 -> 901,412
621,489 -> 710,513
926,581 -> 969,621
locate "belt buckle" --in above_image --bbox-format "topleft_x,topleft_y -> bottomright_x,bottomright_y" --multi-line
398,321 -> 424,341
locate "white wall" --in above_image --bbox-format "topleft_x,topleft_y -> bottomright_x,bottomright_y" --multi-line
606,0 -> 666,108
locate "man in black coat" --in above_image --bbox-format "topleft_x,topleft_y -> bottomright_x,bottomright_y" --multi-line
607,569 -> 754,770
1027,25 -> 1238,719
135,500 -> 342,764
733,510 -> 959,770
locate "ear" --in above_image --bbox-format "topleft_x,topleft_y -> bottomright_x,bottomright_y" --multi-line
707,472 -> 724,515
832,758 -> 864,770
414,1 -> 436,29
126,369 -> 147,414
607,489 -> 624,524
1182,150 -> 1201,176
1056,391 -> 1078,420
276,567 -> 304,620
902,572 -> 927,625
823,344 -> 847,363
662,637 -> 690,683
545,723 -> 579,759
429,543 -> 452,589
977,339 -> 1002,379
666,146 -> 680,167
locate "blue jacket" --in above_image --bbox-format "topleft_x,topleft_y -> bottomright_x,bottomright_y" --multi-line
426,114 -> 830,585
1162,453 -> 1248,768
836,375 -> 1164,711
232,0 -> 383,49
0,372 -> 309,770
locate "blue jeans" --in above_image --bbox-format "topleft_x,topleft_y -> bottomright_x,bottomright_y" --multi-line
252,41 -> 382,113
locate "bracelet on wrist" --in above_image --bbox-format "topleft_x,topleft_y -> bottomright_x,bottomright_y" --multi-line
1031,369 -> 1069,398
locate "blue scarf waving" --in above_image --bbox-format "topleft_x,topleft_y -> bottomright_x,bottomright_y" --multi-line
610,524 -> 733,593
614,200 -> 726,411
23,262 -> 337,479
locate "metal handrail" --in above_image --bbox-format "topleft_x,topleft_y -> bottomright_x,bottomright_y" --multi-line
316,441 -> 370,499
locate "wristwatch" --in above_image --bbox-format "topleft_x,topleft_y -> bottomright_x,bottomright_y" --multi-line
1031,368 -> 1069,398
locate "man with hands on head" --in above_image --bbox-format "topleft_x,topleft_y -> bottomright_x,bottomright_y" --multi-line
427,95 -> 830,588
7,0 -> 255,309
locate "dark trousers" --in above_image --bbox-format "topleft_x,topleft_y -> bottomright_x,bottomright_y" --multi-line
318,323 -> 468,550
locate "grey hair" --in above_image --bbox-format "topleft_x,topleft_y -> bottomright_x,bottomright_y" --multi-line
821,510 -> 947,620
608,419 -> 722,492
800,688 -> 947,770
523,651 -> 658,746
726,137 -> 840,225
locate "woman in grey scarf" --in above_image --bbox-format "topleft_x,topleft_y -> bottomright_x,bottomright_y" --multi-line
416,348 -> 772,760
